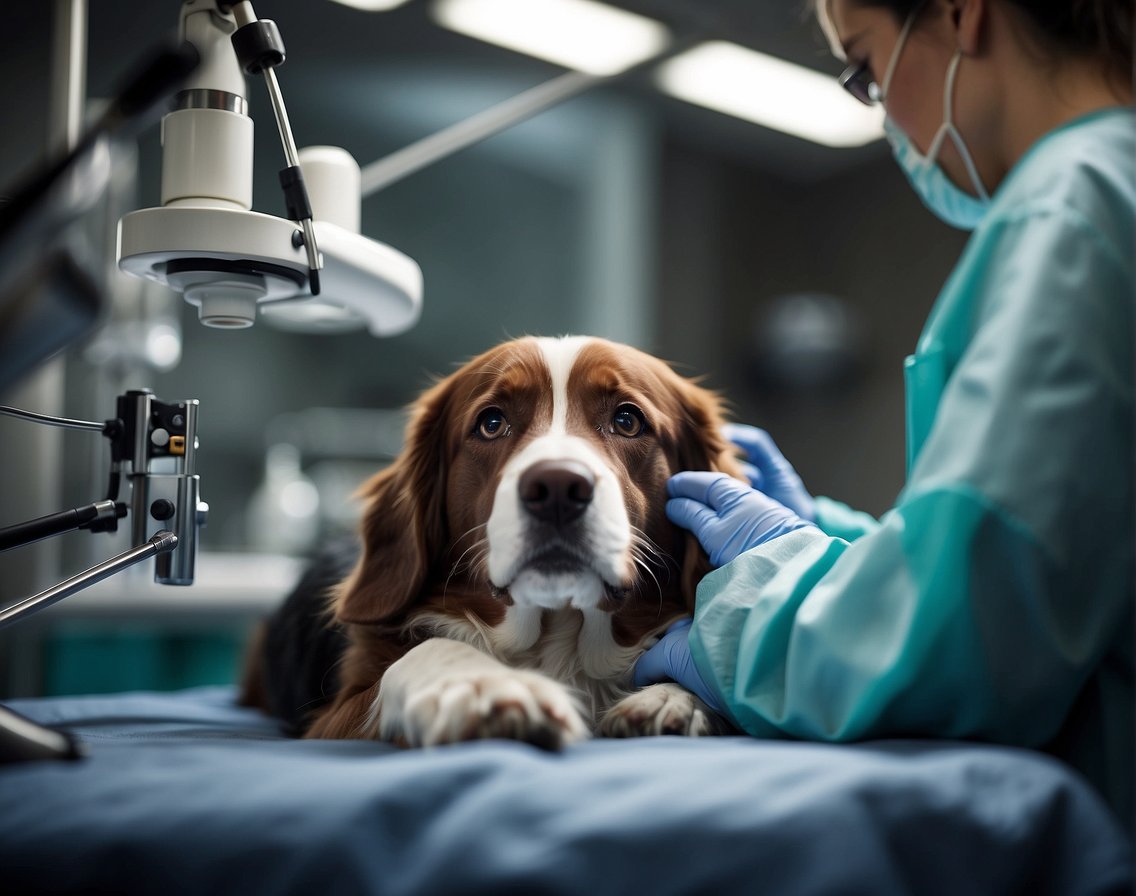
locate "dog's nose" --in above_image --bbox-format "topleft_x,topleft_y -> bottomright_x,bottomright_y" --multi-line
519,460 -> 595,526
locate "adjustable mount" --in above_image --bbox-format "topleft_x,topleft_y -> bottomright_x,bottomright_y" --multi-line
0,388 -> 209,632
225,0 -> 321,296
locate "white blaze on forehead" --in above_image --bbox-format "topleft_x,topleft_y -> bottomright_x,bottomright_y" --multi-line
486,335 -> 632,609
534,336 -> 591,435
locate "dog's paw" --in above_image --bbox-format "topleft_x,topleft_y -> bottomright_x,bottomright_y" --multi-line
392,670 -> 590,750
598,683 -> 732,737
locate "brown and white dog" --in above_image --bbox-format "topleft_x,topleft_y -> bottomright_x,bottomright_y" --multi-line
242,335 -> 745,748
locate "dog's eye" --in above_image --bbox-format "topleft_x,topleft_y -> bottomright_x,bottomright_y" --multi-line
475,408 -> 509,440
610,404 -> 646,438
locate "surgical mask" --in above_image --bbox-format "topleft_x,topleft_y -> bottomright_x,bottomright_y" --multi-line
878,12 -> 991,230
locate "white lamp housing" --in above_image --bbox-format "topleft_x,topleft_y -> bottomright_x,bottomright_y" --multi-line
116,0 -> 422,336
118,204 -> 422,335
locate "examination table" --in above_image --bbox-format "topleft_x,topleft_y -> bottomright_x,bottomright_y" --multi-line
1,685 -> 1131,894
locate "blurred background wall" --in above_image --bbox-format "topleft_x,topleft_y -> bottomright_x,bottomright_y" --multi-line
0,0 -> 968,696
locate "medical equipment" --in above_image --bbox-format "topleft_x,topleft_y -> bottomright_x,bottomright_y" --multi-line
0,388 -> 207,624
0,25 -> 206,618
0,389 -> 204,762
116,0 -> 423,334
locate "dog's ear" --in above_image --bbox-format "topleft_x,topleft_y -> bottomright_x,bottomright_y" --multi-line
671,376 -> 743,480
333,377 -> 453,625
667,373 -> 746,611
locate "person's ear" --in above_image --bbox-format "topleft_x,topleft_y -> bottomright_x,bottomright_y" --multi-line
946,0 -> 985,56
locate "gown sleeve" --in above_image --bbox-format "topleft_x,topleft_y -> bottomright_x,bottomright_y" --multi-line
689,206 -> 1134,748
812,496 -> 880,542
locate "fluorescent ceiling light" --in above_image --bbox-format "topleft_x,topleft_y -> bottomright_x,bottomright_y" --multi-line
432,0 -> 670,77
656,41 -> 885,148
327,0 -> 413,10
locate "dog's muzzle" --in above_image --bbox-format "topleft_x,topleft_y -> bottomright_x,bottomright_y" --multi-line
488,450 -> 629,610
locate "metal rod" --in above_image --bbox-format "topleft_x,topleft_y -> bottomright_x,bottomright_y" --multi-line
0,499 -> 118,552
0,531 -> 178,630
357,33 -> 701,198
0,704 -> 82,761
181,399 -> 199,474
50,0 -> 86,155
262,67 -> 300,170
229,0 -> 320,283
262,66 -> 321,280
0,405 -> 103,431
360,69 -> 603,197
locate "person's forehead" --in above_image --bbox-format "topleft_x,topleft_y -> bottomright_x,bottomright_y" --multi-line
816,0 -> 847,60
820,0 -> 892,60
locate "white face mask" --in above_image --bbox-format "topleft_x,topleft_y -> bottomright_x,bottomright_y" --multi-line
878,11 -> 991,230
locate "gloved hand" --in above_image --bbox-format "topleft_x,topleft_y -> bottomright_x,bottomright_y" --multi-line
667,471 -> 816,568
723,423 -> 816,522
633,618 -> 725,714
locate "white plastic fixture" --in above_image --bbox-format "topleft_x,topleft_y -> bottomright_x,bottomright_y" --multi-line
116,0 -> 422,336
119,203 -> 422,335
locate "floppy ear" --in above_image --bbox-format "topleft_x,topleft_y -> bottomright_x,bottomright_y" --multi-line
332,377 -> 454,625
667,373 -> 746,610
673,378 -> 743,480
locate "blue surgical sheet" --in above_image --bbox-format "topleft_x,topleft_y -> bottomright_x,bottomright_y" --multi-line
1,686 -> 1130,894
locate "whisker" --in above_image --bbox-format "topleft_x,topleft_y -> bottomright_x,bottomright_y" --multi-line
444,523 -> 490,599
630,551 -> 663,600
627,526 -> 679,615
630,527 -> 678,580
626,542 -> 663,601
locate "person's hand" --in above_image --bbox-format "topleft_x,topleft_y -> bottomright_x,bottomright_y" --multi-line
667,471 -> 816,568
723,423 -> 816,522
633,618 -> 725,714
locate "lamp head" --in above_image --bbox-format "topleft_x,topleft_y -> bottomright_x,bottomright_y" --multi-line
115,1 -> 422,337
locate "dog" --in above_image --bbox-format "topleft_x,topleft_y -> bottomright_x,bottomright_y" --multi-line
241,335 -> 745,748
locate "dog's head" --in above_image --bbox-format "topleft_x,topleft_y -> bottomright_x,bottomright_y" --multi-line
334,336 -> 744,640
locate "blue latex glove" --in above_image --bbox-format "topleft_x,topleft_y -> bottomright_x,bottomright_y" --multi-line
723,423 -> 816,522
667,471 -> 817,568
633,618 -> 725,714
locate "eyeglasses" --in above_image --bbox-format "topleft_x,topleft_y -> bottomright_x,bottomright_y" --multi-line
838,61 -> 881,106
835,0 -> 927,107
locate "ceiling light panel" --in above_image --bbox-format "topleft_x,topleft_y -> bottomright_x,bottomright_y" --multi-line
432,0 -> 670,77
656,41 -> 885,147
326,0 -> 414,10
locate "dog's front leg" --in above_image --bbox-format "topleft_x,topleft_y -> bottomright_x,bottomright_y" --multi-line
369,638 -> 590,750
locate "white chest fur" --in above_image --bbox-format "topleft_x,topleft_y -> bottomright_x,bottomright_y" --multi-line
407,604 -> 644,720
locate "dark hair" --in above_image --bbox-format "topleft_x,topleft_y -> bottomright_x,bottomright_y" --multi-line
850,0 -> 1133,87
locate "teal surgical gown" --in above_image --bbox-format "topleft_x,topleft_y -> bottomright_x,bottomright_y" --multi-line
689,107 -> 1135,823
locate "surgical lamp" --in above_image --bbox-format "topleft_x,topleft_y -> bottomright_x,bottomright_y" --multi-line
117,0 -> 423,335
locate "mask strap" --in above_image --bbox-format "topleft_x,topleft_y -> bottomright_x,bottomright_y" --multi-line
878,7 -> 920,101
932,51 -> 991,200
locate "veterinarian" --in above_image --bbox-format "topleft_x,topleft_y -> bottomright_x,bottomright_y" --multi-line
635,0 -> 1135,825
